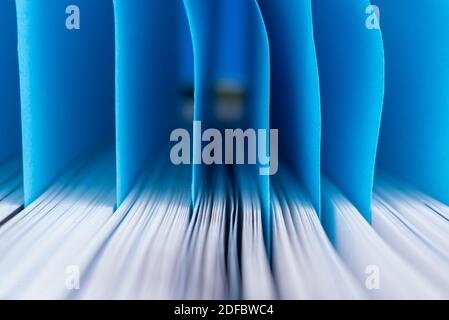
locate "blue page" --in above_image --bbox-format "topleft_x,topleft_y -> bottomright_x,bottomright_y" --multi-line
179,3 -> 194,91
185,0 -> 271,251
258,0 -> 322,215
312,0 -> 384,223
16,0 -> 115,205
248,1 -> 271,253
183,0 -> 215,205
374,0 -> 449,206
0,0 -> 21,163
214,0 -> 249,84
114,0 -> 180,205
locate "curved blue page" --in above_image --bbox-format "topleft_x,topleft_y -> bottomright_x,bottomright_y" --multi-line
114,0 -> 180,205
183,0 -> 215,204
185,0 -> 271,251
374,0 -> 449,206
16,0 -> 115,205
258,0 -> 322,215
249,1 -> 271,254
0,0 -> 21,163
179,3 -> 194,91
312,0 -> 384,223
214,0 -> 249,84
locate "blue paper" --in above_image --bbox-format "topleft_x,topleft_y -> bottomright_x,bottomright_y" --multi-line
374,0 -> 449,206
214,0 -> 250,84
312,0 -> 385,223
179,3 -> 194,89
185,0 -> 271,251
248,1 -> 271,253
16,0 -> 115,205
0,0 -> 21,164
114,0 -> 180,205
258,0 -> 322,214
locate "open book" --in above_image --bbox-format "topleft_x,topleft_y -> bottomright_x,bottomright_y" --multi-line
0,0 -> 449,300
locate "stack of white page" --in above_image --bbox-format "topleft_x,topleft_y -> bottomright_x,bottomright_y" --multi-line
322,177 -> 446,299
79,161 -> 192,300
372,175 -> 449,293
272,171 -> 363,299
0,150 -> 116,299
3,150 -> 449,299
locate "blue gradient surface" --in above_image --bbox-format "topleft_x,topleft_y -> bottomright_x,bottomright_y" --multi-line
258,0 -> 322,215
0,0 -> 21,164
16,0 -> 115,205
114,0 -> 180,205
313,0 -> 385,223
375,0 -> 449,207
